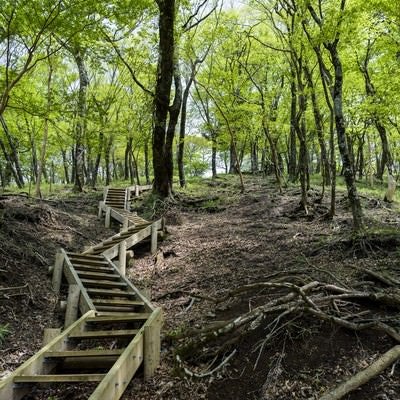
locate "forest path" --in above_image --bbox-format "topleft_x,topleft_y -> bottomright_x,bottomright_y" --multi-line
127,176 -> 400,400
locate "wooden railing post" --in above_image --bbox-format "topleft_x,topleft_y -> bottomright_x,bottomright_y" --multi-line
105,206 -> 111,228
151,222 -> 158,255
119,240 -> 127,276
52,251 -> 64,293
64,284 -> 80,328
144,308 -> 163,380
135,185 -> 139,197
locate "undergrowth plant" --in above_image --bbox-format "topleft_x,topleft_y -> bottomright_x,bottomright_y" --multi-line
0,324 -> 10,345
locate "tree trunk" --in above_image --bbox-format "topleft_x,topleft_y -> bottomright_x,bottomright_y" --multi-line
211,132 -> 217,178
105,137 -> 112,186
35,57 -> 53,198
251,139 -> 259,174
178,73 -> 194,188
288,68 -> 297,183
327,43 -> 363,230
304,64 -> 330,186
61,148 -> 70,184
152,0 -> 176,198
144,137 -> 150,185
91,131 -> 103,187
165,63 -> 182,190
71,46 -> 89,192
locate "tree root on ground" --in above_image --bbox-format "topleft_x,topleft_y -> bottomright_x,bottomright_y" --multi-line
169,277 -> 400,395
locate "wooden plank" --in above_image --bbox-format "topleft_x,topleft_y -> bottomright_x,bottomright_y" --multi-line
94,305 -> 142,312
52,251 -> 64,293
118,241 -> 126,276
103,258 -> 155,312
73,264 -> 114,273
76,271 -> 120,281
62,251 -> 96,314
89,328 -> 144,400
105,206 -> 111,228
0,311 -> 95,400
144,308 -> 163,379
124,225 -> 152,249
92,299 -> 144,307
64,284 -> 80,328
86,313 -> 150,323
81,279 -> 127,289
151,222 -> 158,255
14,374 -> 105,383
45,349 -> 124,358
42,328 -> 61,346
99,244 -> 119,259
69,329 -> 138,339
86,288 -> 134,297
68,253 -> 107,260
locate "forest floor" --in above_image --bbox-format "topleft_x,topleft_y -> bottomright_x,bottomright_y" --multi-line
1,176 -> 400,400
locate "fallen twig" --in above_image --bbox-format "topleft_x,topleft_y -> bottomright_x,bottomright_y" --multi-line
176,349 -> 237,378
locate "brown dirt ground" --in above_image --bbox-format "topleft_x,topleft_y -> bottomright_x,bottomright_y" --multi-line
1,176 -> 400,400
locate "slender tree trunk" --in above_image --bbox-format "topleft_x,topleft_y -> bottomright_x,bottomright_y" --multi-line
165,63 -> 182,190
0,115 -> 24,187
91,131 -> 103,187
251,139 -> 259,174
36,57 -> 53,198
328,43 -> 363,230
105,137 -> 112,185
61,148 -> 70,184
71,46 -> 89,192
178,73 -> 194,188
144,137 -> 150,184
211,132 -> 217,178
152,0 -> 176,198
288,68 -> 297,182
304,64 -> 330,186
27,127 -> 38,184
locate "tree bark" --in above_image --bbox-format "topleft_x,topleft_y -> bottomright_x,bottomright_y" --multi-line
0,116 -> 24,188
304,64 -> 330,186
327,42 -> 363,230
35,55 -> 53,198
71,46 -> 89,192
288,68 -> 297,183
152,0 -> 176,198
178,71 -> 195,188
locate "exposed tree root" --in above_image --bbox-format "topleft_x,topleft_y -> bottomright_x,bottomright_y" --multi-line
170,277 -> 400,388
319,345 -> 400,400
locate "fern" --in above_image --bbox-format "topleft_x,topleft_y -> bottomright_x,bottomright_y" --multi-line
0,324 -> 10,345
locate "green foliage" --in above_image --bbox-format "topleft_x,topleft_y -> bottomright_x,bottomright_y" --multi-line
0,324 -> 10,345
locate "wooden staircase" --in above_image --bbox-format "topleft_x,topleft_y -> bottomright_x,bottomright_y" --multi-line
0,309 -> 162,400
0,250 -> 163,400
0,187 -> 163,400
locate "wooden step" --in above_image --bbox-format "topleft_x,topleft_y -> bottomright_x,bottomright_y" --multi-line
70,260 -> 110,268
95,305 -> 143,312
92,299 -> 144,307
45,349 -> 124,358
87,288 -> 136,298
73,264 -> 114,273
81,279 -> 127,289
76,271 -> 121,281
67,253 -> 105,260
86,313 -> 151,323
14,374 -> 105,383
69,329 -> 138,339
